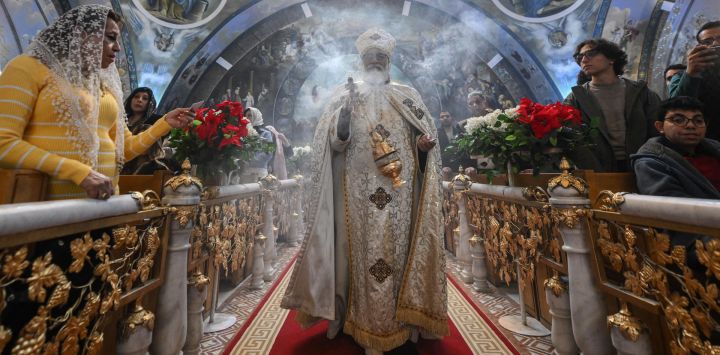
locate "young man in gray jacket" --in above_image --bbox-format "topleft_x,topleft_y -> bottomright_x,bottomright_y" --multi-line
565,38 -> 661,172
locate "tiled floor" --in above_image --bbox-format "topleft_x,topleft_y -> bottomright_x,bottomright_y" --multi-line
199,244 -> 554,354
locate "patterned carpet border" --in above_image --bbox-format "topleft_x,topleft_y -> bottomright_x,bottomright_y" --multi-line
222,260 -> 521,355
222,256 -> 297,355
447,273 -> 521,354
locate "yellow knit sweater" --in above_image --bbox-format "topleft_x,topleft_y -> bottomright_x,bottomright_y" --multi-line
0,55 -> 171,200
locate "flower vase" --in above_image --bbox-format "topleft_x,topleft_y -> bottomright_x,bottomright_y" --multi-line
540,147 -> 564,173
192,165 -> 228,186
506,161 -> 517,187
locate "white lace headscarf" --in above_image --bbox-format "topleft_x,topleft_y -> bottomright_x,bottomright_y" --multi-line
25,4 -> 127,172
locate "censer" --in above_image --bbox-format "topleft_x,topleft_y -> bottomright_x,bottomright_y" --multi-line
346,77 -> 405,189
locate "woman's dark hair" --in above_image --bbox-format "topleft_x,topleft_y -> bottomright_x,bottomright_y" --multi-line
574,38 -> 628,76
107,9 -> 124,26
124,87 -> 157,127
657,96 -> 705,121
696,21 -> 720,42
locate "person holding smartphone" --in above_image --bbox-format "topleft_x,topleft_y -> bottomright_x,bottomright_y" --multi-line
669,20 -> 720,140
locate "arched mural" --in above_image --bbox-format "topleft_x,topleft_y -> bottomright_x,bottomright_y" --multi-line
0,0 -> 718,141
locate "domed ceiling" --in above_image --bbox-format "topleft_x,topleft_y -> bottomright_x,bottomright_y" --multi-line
0,0 -> 718,144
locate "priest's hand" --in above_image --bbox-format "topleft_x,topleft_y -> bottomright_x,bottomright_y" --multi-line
417,135 -> 436,152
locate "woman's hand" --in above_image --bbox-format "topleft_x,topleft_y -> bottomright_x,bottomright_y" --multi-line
79,170 -> 114,200
164,108 -> 195,128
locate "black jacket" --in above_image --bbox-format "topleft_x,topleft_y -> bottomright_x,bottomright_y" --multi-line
630,136 -> 720,271
630,136 -> 720,199
564,78 -> 661,172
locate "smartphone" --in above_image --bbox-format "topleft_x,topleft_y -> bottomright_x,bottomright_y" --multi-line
189,100 -> 204,111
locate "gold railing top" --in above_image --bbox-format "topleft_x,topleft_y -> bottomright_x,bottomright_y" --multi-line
548,157 -> 588,195
259,174 -> 281,191
594,190 -> 627,212
130,190 -> 161,211
450,165 -> 472,192
164,158 -> 203,192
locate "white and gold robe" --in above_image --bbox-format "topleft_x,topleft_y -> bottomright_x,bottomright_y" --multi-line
281,81 -> 448,351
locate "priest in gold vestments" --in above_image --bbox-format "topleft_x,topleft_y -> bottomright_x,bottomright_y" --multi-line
281,28 -> 448,354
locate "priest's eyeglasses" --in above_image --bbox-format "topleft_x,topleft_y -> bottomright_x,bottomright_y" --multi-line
573,49 -> 600,64
664,114 -> 706,127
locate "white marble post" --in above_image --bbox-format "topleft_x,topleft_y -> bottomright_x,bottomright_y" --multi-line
272,225 -> 280,268
288,211 -> 300,247
469,234 -> 489,292
549,165 -> 613,355
456,193 -> 473,284
260,175 -> 280,282
250,233 -> 267,290
449,169 -> 473,283
544,275 -> 578,355
117,305 -> 155,355
152,166 -> 202,355
183,272 -> 209,355
608,304 -> 652,355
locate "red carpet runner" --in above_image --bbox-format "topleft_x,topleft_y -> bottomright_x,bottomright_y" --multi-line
223,261 -> 520,354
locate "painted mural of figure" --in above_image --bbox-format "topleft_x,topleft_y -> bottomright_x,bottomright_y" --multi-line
148,0 -> 201,21
244,91 -> 255,108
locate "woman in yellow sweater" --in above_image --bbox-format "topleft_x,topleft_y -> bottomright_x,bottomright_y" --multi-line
0,5 -> 193,200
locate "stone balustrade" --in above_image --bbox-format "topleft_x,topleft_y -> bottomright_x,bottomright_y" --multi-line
0,164 -> 305,354
449,161 -> 720,354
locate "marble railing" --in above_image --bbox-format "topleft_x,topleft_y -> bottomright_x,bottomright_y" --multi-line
0,191 -> 165,354
0,162 -> 305,355
451,159 -> 720,355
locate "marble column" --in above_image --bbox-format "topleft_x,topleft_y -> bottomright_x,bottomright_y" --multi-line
151,162 -> 202,355
548,162 -> 613,355
260,175 -> 280,282
288,211 -> 300,247
117,305 -> 155,355
183,272 -> 209,355
456,193 -> 473,284
469,233 -> 489,292
250,233 -> 267,290
450,168 -> 473,283
544,275 -> 578,355
608,304 -> 652,355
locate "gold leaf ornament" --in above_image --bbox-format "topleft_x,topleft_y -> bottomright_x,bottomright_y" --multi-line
85,332 -> 104,355
607,304 -> 644,342
11,306 -> 48,354
2,247 -> 29,279
27,253 -> 63,303
69,233 -> 94,273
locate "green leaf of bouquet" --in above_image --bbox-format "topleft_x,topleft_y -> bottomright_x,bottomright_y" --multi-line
505,134 -> 517,141
193,120 -> 202,126
549,136 -> 558,146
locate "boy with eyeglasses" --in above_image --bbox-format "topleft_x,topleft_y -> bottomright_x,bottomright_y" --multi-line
564,38 -> 661,172
669,20 -> 720,140
631,96 -> 720,199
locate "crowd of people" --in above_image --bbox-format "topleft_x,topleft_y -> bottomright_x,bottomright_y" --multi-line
0,5 -> 291,201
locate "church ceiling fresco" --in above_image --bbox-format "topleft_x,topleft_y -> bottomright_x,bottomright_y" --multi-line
0,0 -> 717,129
190,1 -> 527,145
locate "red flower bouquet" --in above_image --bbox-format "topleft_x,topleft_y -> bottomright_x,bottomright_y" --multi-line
168,100 -> 274,180
454,98 -> 596,177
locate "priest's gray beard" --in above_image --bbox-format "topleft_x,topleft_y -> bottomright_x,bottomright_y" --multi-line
358,68 -> 390,126
361,67 -> 389,87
